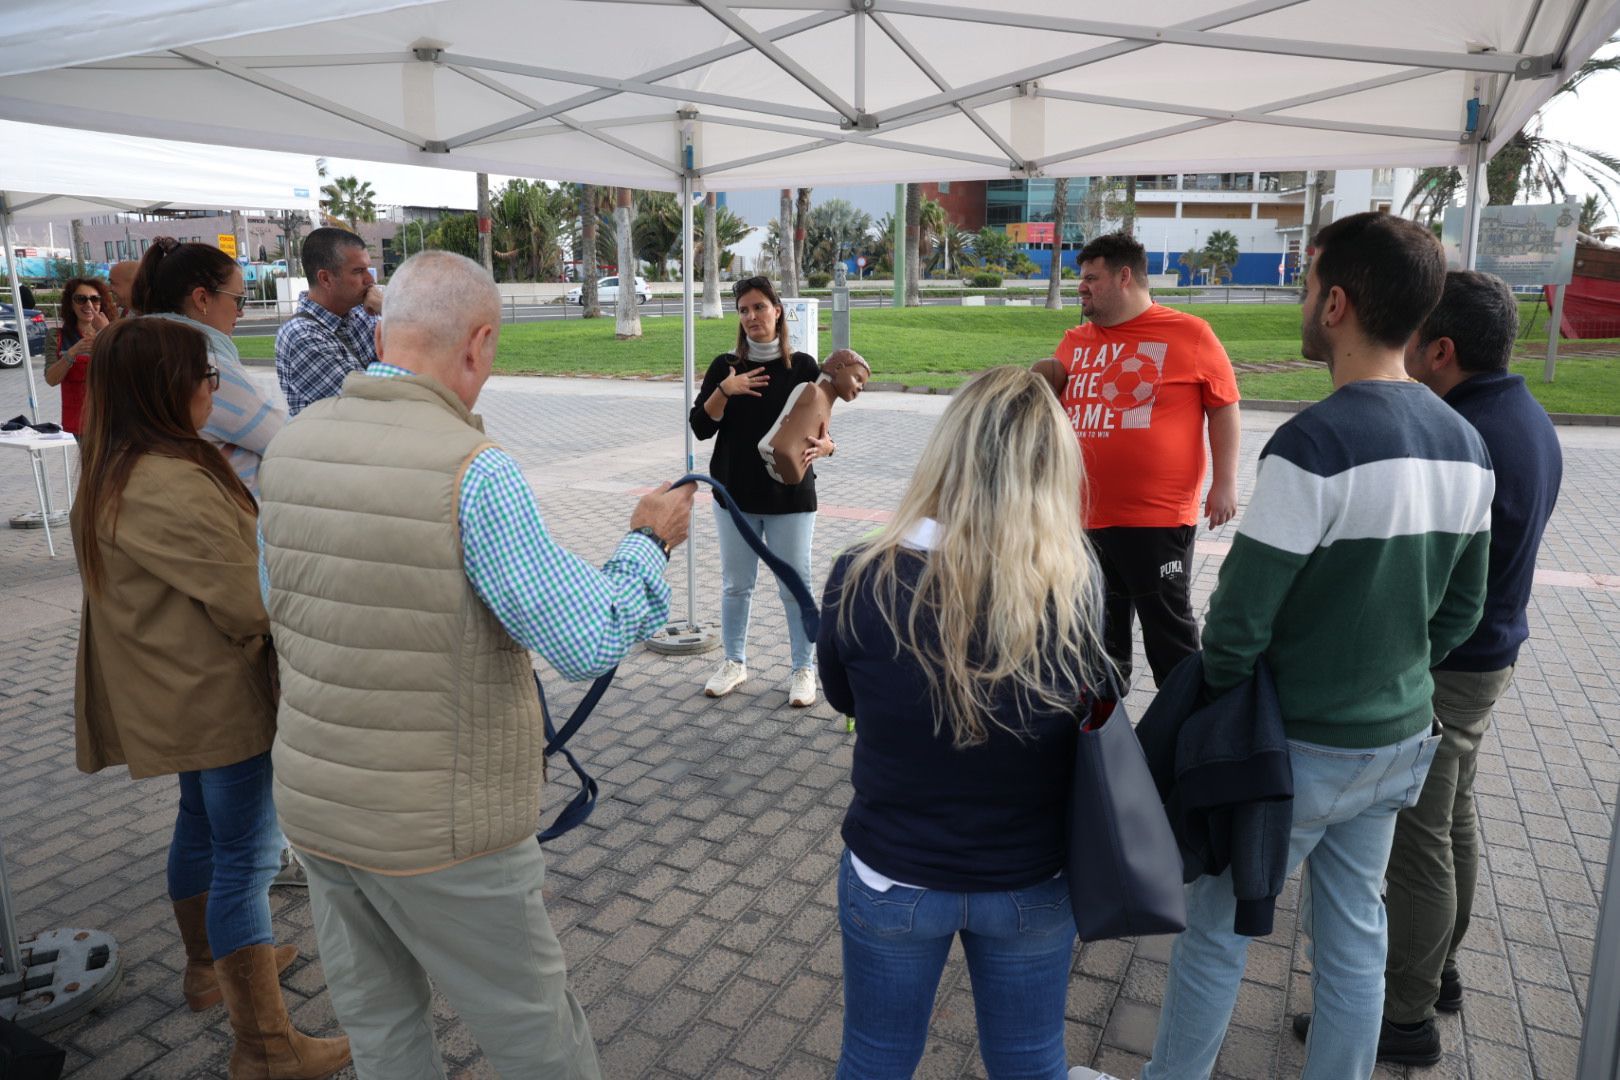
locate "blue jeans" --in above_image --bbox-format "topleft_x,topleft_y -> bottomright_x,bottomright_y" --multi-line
836,850 -> 1076,1079
713,505 -> 815,669
1142,726 -> 1441,1080
166,751 -> 282,957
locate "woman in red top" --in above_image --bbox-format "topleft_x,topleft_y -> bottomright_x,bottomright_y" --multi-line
44,276 -> 116,434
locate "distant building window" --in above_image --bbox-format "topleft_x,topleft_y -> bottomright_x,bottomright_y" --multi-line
116,240 -> 127,259
105,241 -> 116,261
140,239 -> 150,254
938,182 -> 951,193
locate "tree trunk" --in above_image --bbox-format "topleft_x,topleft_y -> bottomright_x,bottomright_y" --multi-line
581,185 -> 600,318
477,173 -> 494,276
1303,170 -> 1321,278
1046,178 -> 1067,310
905,183 -> 921,307
615,188 -> 641,339
795,187 -> 811,283
702,191 -> 722,318
231,210 -> 248,267
70,219 -> 86,274
1123,176 -> 1137,236
778,189 -> 797,295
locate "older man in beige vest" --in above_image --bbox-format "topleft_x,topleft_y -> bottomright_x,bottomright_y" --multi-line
259,250 -> 693,1079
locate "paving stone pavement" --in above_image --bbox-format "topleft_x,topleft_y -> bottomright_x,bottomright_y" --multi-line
0,367 -> 1615,1079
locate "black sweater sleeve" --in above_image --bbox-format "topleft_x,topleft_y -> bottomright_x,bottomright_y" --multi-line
817,554 -> 855,716
689,354 -> 736,440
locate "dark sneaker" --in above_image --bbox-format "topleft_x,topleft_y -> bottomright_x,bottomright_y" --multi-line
1436,963 -> 1463,1013
1290,1014 -> 1442,1067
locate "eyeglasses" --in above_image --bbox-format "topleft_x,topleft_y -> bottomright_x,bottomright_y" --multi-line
213,288 -> 247,314
71,294 -> 102,307
202,367 -> 220,392
731,276 -> 771,299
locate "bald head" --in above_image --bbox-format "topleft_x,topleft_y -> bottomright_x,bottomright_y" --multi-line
108,261 -> 140,314
378,251 -> 502,409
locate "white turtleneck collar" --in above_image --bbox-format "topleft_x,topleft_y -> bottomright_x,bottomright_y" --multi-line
747,337 -> 782,363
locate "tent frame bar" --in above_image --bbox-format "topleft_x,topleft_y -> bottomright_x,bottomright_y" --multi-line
691,0 -> 862,124
1034,87 -> 1460,143
690,112 -> 1013,173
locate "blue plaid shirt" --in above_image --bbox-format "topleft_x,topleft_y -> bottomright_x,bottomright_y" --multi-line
274,293 -> 380,415
261,362 -> 672,682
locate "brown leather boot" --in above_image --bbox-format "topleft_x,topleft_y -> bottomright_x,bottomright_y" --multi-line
214,944 -> 351,1080
172,893 -> 299,1011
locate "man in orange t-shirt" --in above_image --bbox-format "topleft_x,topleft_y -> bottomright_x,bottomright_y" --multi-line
1035,233 -> 1241,688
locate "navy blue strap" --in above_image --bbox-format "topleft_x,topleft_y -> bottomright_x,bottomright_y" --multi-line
535,472 -> 822,844
672,473 -> 820,643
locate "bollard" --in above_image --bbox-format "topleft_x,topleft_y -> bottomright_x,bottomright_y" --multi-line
832,265 -> 851,352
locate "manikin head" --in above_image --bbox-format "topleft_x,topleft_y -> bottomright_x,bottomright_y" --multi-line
302,227 -> 374,316
822,349 -> 870,401
377,251 -> 501,411
1076,232 -> 1151,326
1403,270 -> 1518,397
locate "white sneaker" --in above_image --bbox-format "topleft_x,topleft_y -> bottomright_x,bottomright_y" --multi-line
704,659 -> 747,698
1068,1068 -> 1130,1080
788,667 -> 816,707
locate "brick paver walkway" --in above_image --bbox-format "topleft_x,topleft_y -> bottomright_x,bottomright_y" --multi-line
1,368 -> 1614,1079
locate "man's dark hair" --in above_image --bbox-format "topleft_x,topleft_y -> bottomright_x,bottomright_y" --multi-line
1077,232 -> 1149,283
1417,270 -> 1519,374
1311,212 -> 1446,348
301,227 -> 367,281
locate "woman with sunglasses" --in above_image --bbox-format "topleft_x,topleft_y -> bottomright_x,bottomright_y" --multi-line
689,275 -> 831,708
70,318 -> 350,1079
133,238 -> 286,494
43,276 -> 117,435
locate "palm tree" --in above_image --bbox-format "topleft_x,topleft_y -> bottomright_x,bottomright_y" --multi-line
320,175 -> 377,231
929,222 -> 974,276
615,188 -> 640,339
1046,178 -> 1068,310
702,191 -> 721,318
795,188 -> 812,285
1406,50 -> 1620,224
1203,230 -> 1241,283
579,184 -> 601,317
1123,176 -> 1138,235
632,191 -> 684,280
1580,193 -> 1620,240
974,226 -> 1015,270
917,198 -> 947,277
803,199 -> 875,273
904,183 -> 922,306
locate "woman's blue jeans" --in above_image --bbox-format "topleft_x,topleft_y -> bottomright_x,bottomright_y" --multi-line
713,505 -> 816,669
836,850 -> 1076,1079
165,751 -> 281,957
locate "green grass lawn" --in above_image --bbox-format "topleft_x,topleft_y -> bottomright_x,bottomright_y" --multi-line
235,299 -> 1619,413
1238,357 -> 1620,416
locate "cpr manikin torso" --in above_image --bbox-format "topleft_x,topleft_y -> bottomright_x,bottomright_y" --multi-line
758,349 -> 870,485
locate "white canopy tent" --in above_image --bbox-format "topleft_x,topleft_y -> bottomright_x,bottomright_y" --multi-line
0,120 -> 319,420
2,0 -> 1616,634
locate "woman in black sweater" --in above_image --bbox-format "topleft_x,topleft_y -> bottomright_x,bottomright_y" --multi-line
817,367 -> 1109,1078
689,276 -> 831,707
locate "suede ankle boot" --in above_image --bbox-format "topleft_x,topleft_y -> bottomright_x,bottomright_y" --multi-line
214,943 -> 351,1079
172,893 -> 299,1011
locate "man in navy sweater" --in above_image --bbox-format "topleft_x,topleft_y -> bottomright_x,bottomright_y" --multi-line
1297,270 -> 1564,1065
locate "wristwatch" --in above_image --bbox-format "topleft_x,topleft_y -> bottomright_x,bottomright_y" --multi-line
631,526 -> 671,560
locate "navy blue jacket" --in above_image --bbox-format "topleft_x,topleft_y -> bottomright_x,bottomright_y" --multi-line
817,550 -> 1082,892
1136,652 -> 1293,936
1436,372 -> 1562,673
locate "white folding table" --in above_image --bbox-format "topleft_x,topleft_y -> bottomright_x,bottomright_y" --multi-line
0,429 -> 76,557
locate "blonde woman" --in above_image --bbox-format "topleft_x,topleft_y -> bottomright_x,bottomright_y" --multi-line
817,366 -> 1108,1078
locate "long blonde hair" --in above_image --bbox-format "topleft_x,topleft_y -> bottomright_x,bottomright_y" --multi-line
838,366 -> 1107,747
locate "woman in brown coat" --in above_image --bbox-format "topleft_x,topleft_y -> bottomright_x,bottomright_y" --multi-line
70,318 -> 349,1080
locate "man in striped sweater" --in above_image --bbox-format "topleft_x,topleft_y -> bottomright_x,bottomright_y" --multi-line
1140,212 -> 1495,1080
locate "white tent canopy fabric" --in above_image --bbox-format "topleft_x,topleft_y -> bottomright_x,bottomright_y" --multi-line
1,0 -> 1617,193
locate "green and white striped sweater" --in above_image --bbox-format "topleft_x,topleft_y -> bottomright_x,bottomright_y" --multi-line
1203,381 -> 1494,749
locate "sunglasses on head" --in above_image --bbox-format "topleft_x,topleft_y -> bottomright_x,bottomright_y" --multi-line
731,276 -> 771,299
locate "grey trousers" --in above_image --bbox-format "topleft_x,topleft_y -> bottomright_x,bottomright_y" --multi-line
1382,665 -> 1516,1024
300,841 -> 601,1080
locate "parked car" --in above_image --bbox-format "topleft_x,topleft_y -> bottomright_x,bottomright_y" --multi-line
0,303 -> 48,369
565,276 -> 651,306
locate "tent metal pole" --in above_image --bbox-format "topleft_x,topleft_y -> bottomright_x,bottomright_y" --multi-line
1459,133 -> 1488,270
1,203 -> 42,423
681,170 -> 698,630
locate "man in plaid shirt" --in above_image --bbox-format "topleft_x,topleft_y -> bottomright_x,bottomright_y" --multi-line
274,227 -> 382,415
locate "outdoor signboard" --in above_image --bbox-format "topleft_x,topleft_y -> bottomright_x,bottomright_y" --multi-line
217,233 -> 238,258
1441,202 -> 1579,286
